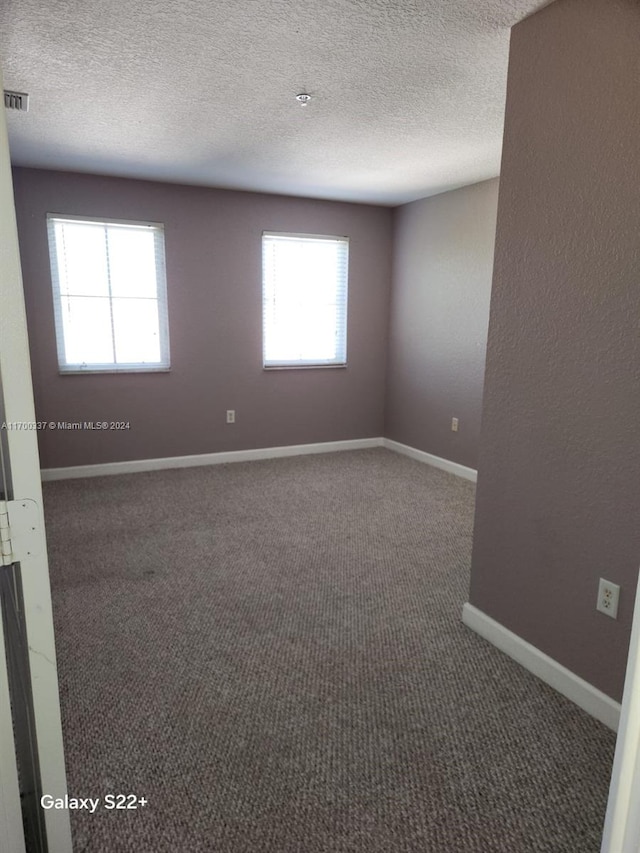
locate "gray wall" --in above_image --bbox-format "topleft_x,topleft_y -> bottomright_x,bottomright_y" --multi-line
12,168 -> 392,469
385,179 -> 498,470
470,0 -> 640,701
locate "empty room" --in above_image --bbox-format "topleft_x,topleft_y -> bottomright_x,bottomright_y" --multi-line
1,0 -> 639,851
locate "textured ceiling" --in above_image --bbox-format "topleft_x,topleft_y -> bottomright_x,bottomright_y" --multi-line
0,0 -> 552,205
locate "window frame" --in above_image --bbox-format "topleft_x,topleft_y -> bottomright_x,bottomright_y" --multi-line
261,231 -> 349,370
46,213 -> 171,374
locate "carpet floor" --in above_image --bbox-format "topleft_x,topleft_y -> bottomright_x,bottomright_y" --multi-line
43,448 -> 615,852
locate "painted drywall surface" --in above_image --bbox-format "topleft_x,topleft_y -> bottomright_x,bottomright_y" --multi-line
12,168 -> 392,468
385,179 -> 498,470
470,0 -> 640,701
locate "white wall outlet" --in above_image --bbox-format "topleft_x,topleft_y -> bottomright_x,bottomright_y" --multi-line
226,409 -> 235,424
596,578 -> 620,619
451,417 -> 459,432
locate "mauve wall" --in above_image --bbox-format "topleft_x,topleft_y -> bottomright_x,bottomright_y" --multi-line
12,168 -> 392,469
385,179 -> 498,470
470,0 -> 640,701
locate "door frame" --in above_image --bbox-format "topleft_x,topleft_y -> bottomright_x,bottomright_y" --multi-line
601,569 -> 640,852
0,64 -> 72,852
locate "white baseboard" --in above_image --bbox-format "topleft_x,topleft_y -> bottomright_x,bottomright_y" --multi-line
41,437 -> 384,481
41,436 -> 477,483
462,603 -> 620,731
383,438 -> 477,482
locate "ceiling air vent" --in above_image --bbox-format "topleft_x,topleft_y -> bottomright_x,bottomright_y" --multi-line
4,91 -> 29,112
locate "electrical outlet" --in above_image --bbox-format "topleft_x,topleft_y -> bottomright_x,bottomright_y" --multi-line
451,417 -> 459,432
226,409 -> 235,424
596,578 -> 620,619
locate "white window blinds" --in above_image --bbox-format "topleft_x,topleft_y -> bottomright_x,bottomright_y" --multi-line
262,232 -> 349,368
47,215 -> 170,373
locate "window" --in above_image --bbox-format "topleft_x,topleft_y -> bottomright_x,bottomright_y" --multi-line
47,215 -> 170,373
262,232 -> 348,368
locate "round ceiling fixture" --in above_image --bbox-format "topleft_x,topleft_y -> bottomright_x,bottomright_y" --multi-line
296,93 -> 312,106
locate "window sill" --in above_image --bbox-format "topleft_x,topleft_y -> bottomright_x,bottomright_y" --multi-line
59,368 -> 171,376
263,364 -> 347,371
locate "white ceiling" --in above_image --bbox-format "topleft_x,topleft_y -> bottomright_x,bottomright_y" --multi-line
0,0 -> 551,206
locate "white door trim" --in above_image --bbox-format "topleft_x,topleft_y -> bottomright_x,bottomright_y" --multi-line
601,567 -> 640,852
0,64 -> 72,852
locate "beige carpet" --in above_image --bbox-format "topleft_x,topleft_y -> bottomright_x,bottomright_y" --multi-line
43,448 -> 615,852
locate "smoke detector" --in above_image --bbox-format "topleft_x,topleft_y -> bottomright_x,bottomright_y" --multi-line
4,91 -> 29,112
